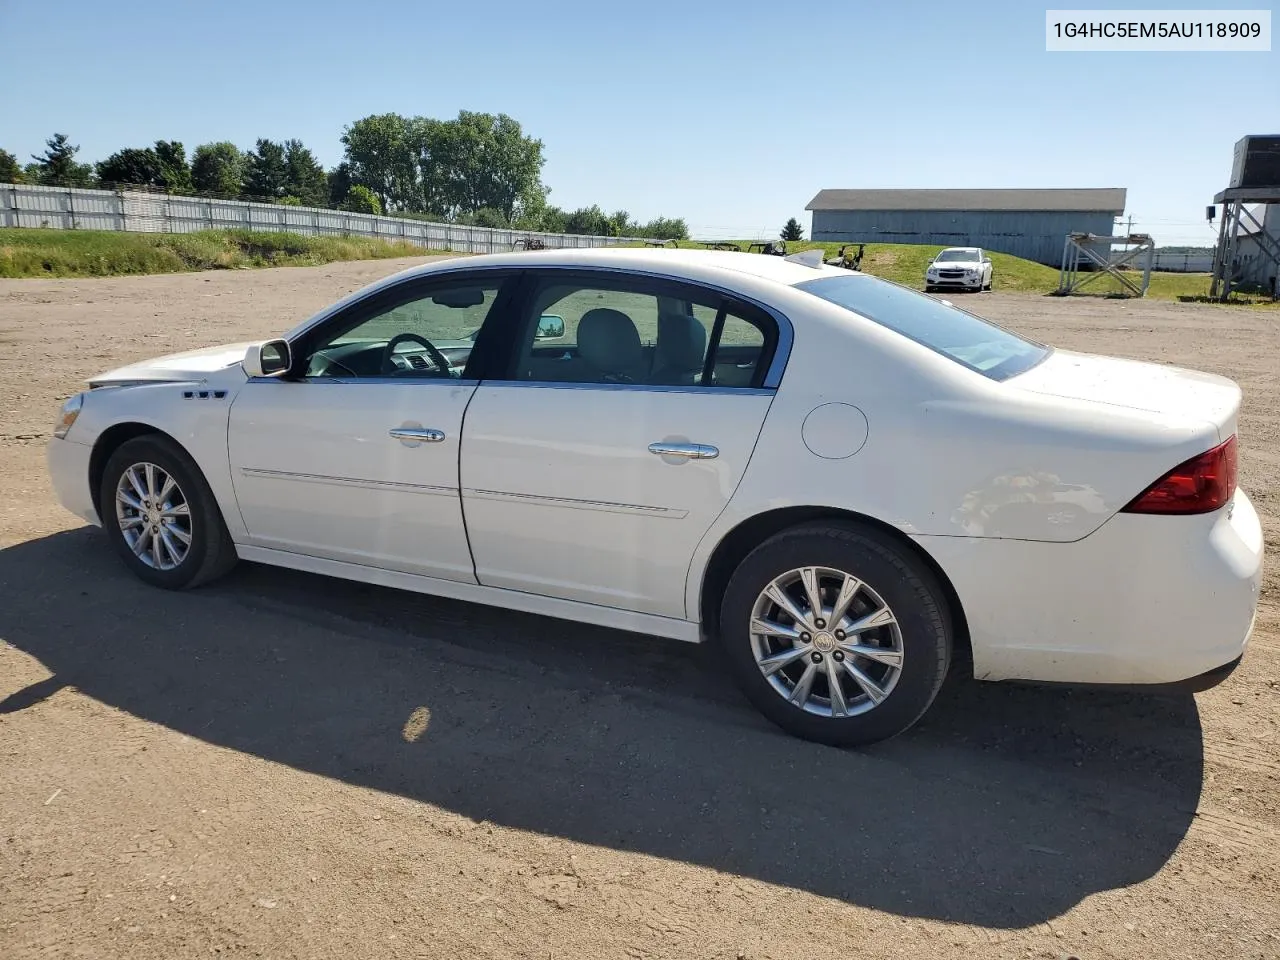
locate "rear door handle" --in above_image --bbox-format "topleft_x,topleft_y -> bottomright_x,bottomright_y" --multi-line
390,427 -> 445,444
648,442 -> 719,460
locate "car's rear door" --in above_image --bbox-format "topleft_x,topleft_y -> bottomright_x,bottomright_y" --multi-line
227,270 -> 517,582
459,269 -> 787,619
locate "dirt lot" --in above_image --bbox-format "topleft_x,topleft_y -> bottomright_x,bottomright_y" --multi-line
1,258 -> 1277,960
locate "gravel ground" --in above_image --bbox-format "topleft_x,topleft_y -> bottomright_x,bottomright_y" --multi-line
1,258 -> 1277,960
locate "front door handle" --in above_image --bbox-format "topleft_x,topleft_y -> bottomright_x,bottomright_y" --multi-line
648,441 -> 719,460
390,427 -> 446,444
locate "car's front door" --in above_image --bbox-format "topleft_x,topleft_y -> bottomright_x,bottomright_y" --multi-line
459,270 -> 786,619
227,271 -> 516,582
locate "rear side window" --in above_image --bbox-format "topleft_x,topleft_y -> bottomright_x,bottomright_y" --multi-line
796,275 -> 1049,381
508,273 -> 776,388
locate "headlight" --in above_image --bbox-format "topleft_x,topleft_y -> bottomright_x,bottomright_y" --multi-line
53,393 -> 84,439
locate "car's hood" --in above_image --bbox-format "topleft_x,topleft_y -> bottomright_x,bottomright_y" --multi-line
929,261 -> 979,270
1010,349 -> 1240,438
88,342 -> 256,387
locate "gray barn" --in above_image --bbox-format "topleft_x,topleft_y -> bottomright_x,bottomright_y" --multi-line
806,188 -> 1127,266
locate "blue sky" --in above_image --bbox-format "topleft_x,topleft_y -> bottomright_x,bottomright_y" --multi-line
1,0 -> 1275,244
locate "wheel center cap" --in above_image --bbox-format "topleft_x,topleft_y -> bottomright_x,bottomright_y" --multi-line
813,632 -> 836,652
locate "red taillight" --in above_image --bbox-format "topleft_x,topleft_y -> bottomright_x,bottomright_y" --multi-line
1122,435 -> 1237,515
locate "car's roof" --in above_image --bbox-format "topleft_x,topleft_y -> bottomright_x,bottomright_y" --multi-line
938,246 -> 981,253
285,246 -> 872,340
403,246 -> 853,287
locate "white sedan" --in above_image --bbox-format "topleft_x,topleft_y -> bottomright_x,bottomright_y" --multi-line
47,248 -> 1263,745
925,247 -> 993,292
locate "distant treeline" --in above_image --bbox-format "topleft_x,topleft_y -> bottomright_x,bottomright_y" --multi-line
1,114 -> 688,240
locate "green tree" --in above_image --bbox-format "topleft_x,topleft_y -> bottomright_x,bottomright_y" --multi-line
564,204 -> 613,236
781,217 -> 804,241
340,184 -> 381,215
639,216 -> 689,241
424,111 -> 546,221
243,139 -> 288,200
328,162 -> 353,206
608,209 -> 634,236
154,141 -> 192,193
30,133 -> 93,185
341,113 -> 418,213
96,147 -> 163,187
191,142 -> 244,196
524,204 -> 567,233
0,149 -> 24,183
283,139 -> 329,207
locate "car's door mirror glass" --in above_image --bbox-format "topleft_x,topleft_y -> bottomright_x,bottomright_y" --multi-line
534,314 -> 566,341
245,339 -> 291,378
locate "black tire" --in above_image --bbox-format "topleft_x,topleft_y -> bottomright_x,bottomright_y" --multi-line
100,434 -> 238,589
924,285 -> 934,293
719,522 -> 951,747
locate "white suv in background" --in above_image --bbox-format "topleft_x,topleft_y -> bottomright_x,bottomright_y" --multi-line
925,247 -> 993,293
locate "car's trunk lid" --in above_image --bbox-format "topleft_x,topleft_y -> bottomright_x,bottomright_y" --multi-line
1010,349 -> 1240,440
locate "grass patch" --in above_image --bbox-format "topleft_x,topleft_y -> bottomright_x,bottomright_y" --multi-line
660,240 -> 1276,307
0,228 -> 442,279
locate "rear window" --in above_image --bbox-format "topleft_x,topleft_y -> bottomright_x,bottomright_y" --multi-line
795,275 -> 1050,381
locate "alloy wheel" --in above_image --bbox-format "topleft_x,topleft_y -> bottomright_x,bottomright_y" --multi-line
749,566 -> 904,717
114,462 -> 192,571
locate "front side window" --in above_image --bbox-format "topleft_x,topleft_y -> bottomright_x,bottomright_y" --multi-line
509,275 -> 775,388
796,274 -> 1049,381
303,279 -> 502,379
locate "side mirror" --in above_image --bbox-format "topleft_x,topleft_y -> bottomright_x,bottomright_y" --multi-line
243,339 -> 291,378
534,314 -> 566,341
982,258 -> 992,265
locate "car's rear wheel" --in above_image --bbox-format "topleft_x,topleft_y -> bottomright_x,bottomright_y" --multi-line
719,522 -> 951,746
100,435 -> 238,589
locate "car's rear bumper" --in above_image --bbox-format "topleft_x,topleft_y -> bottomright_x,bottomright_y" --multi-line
916,488 -> 1263,686
48,436 -> 100,526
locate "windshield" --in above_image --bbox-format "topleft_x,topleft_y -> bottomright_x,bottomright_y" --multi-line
936,249 -> 980,262
795,275 -> 1050,381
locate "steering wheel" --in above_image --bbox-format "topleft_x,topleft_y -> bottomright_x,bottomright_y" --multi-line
381,332 -> 454,377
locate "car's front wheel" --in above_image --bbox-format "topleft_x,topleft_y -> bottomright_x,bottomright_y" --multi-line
100,435 -> 238,589
719,522 -> 951,746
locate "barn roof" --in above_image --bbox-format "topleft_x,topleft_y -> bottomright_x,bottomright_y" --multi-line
806,188 -> 1127,213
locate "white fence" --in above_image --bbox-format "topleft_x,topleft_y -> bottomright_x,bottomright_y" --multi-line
0,183 -> 638,254
1149,251 -> 1215,273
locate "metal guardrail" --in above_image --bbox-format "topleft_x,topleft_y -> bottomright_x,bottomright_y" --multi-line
0,183 -> 643,254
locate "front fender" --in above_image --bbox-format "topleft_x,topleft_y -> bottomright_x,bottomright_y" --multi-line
70,371 -> 246,539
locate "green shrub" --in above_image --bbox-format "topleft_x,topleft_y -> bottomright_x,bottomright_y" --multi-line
0,228 -> 438,278
340,185 -> 381,215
